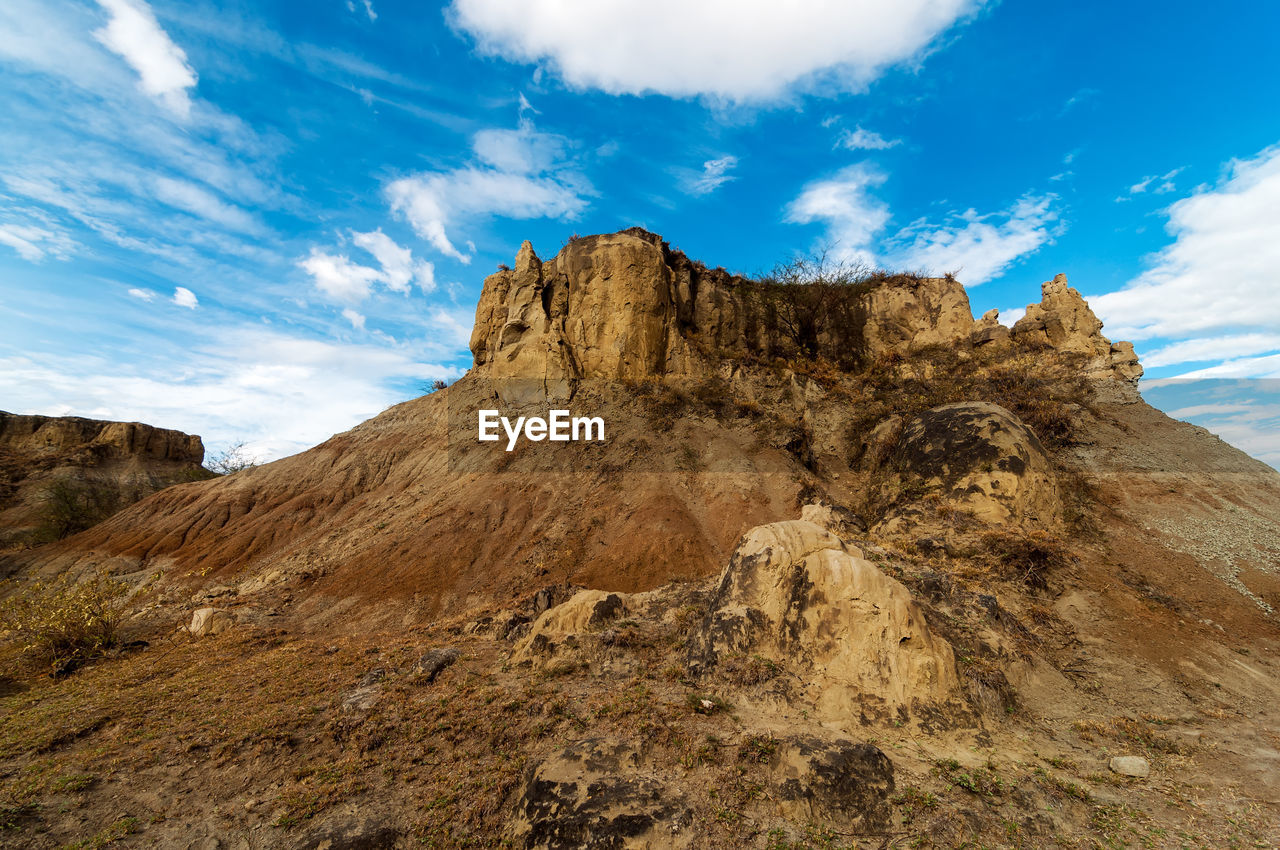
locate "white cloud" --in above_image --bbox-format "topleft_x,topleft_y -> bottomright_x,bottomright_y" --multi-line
447,0 -> 982,101
784,164 -> 890,267
0,223 -> 75,262
127,287 -> 156,301
1093,145 -> 1280,342
351,229 -> 435,293
1143,333 -> 1280,368
300,230 -> 436,301
681,156 -> 739,196
784,165 -> 1056,283
342,308 -> 366,330
387,120 -> 590,262
93,0 -> 198,117
886,194 -> 1059,284
836,126 -> 900,151
299,247 -> 384,302
150,175 -> 261,234
471,119 -> 566,174
172,286 -> 198,308
0,328 -> 461,462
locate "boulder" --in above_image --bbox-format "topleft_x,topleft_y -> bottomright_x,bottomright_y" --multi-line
188,607 -> 232,637
1108,755 -> 1150,778
872,402 -> 1061,530
970,308 -> 1010,347
413,647 -> 459,682
687,520 -> 957,719
508,738 -> 692,849
513,590 -> 629,662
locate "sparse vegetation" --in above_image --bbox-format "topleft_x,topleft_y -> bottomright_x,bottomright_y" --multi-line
204,440 -> 258,475
0,571 -> 128,675
31,476 -> 123,542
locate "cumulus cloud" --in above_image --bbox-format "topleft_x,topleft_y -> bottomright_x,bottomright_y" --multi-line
836,126 -> 900,151
0,223 -> 75,262
172,286 -> 198,308
885,194 -> 1059,284
387,120 -> 589,262
680,156 -> 739,196
93,0 -> 198,117
301,230 -> 435,302
784,165 -> 1056,284
447,0 -> 982,101
784,164 -> 890,266
1093,145 -> 1280,343
299,247 -> 384,302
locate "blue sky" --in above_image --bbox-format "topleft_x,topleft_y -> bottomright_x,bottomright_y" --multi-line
1,0 -> 1279,468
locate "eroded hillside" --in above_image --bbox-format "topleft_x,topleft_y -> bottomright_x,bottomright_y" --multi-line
1,229 -> 1277,849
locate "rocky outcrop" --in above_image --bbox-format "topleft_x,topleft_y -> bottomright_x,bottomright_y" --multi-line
0,412 -> 203,465
508,738 -> 693,849
1011,274 -> 1143,389
688,519 -> 958,720
0,411 -> 206,547
471,230 -> 1003,390
870,402 -> 1061,532
471,232 -> 1144,403
859,273 -> 976,356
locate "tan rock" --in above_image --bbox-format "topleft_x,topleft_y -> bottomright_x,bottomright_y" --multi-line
688,520 -> 957,718
188,607 -> 232,637
970,307 -> 1010,347
859,275 -> 976,357
872,402 -> 1061,530
513,589 -> 627,661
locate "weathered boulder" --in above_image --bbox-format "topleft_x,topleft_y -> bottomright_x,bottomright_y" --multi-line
1109,755 -> 1150,778
188,607 -> 232,637
872,402 -> 1061,531
513,590 -> 628,662
970,308 -> 1011,347
687,520 -> 957,718
413,647 -> 459,682
508,738 -> 692,849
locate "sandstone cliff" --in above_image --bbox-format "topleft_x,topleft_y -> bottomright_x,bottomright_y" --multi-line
0,411 -> 206,547
470,228 -> 1142,394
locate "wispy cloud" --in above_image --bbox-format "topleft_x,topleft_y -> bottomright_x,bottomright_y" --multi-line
386,118 -> 590,262
785,165 -> 1058,284
835,126 -> 900,151
0,223 -> 76,262
300,229 -> 434,302
680,156 -> 739,196
1117,167 -> 1184,201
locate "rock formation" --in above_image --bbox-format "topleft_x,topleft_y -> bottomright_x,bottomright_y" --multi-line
1011,273 -> 1143,391
869,402 -> 1061,532
0,411 -> 205,548
688,518 -> 958,719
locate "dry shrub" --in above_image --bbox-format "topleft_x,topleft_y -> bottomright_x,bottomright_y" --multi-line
0,571 -> 127,675
981,530 -> 1075,589
32,476 -> 123,542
